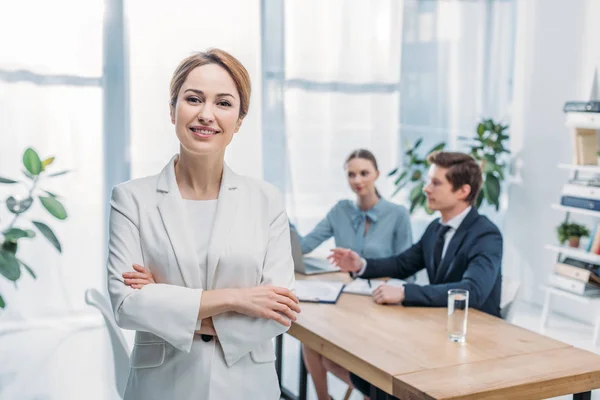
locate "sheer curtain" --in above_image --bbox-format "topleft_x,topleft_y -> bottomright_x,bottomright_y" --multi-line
263,0 -> 516,247
0,0 -> 105,321
126,0 -> 263,180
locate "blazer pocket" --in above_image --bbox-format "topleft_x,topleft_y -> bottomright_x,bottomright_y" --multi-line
250,341 -> 276,364
130,342 -> 166,369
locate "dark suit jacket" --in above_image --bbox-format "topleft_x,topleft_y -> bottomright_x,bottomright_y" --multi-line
362,207 -> 503,317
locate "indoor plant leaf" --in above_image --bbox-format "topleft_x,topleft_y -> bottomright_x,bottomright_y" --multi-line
0,294 -> 4,308
387,167 -> 398,177
0,249 -> 21,281
47,170 -> 71,178
23,148 -> 42,176
39,196 -> 67,220
32,221 -> 62,252
0,177 -> 18,184
18,258 -> 36,279
42,157 -> 55,169
3,228 -> 35,241
5,196 -> 33,215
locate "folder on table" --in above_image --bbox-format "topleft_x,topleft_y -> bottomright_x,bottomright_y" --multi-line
295,280 -> 345,304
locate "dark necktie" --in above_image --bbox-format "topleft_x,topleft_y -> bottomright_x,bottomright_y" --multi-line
434,224 -> 452,268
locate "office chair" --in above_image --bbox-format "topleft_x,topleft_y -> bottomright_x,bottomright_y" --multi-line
500,276 -> 521,323
85,288 -> 131,398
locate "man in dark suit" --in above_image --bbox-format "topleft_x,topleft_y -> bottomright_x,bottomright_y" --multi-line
329,151 -> 503,399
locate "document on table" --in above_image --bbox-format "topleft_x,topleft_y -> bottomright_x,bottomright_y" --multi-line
295,280 -> 345,304
343,278 -> 406,296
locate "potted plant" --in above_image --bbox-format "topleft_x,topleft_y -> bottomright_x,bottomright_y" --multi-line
556,222 -> 590,248
388,118 -> 510,214
0,148 -> 69,308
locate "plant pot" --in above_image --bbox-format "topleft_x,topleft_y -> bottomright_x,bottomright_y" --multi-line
568,237 -> 581,248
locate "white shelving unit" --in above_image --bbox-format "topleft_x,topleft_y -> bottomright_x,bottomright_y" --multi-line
541,112 -> 600,347
551,204 -> 600,218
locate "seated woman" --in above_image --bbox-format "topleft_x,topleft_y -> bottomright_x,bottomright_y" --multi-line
292,149 -> 413,400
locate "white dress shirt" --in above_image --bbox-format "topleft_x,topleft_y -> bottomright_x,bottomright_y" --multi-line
356,206 -> 472,276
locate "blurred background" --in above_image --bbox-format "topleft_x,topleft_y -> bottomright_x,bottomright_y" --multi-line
1,0 -> 599,399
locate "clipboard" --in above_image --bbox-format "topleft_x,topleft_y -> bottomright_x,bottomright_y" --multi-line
295,280 -> 345,304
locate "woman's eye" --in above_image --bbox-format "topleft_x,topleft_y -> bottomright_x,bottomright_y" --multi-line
218,101 -> 232,107
361,171 -> 369,176
187,97 -> 201,103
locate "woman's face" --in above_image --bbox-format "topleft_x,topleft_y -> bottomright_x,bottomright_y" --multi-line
170,63 -> 242,157
346,158 -> 379,197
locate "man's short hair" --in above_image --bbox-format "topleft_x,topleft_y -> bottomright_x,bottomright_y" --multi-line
426,151 -> 483,205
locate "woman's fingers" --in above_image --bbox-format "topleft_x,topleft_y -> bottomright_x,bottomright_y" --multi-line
276,294 -> 302,313
124,278 -> 153,285
266,310 -> 291,327
122,271 -> 150,279
273,302 -> 297,322
132,264 -> 147,272
272,286 -> 299,304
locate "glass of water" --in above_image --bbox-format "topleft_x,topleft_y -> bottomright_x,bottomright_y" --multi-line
447,289 -> 469,343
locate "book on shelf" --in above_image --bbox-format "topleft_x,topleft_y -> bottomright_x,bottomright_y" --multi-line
562,183 -> 600,201
560,195 -> 600,212
586,223 -> 600,253
555,257 -> 600,286
564,101 -> 600,113
571,128 -> 598,166
547,273 -> 600,296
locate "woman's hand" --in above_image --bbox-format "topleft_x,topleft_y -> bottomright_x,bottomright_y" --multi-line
122,264 -> 155,289
233,285 -> 301,327
196,317 -> 217,336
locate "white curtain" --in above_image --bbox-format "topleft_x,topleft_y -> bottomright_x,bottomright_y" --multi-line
269,0 -> 516,246
126,0 -> 263,180
280,0 -> 404,247
0,0 -> 105,321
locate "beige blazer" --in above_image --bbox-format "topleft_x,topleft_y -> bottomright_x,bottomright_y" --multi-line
106,155 -> 295,400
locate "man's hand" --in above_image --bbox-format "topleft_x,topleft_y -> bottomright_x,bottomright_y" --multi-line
328,248 -> 362,273
372,284 -> 405,305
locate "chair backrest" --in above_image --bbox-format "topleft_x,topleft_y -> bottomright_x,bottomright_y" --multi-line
500,276 -> 521,322
85,288 -> 130,398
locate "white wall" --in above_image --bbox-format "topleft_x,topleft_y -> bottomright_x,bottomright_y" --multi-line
127,0 -> 263,180
505,0 -> 597,323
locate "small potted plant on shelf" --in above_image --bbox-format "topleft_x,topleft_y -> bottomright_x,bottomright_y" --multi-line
556,222 -> 590,248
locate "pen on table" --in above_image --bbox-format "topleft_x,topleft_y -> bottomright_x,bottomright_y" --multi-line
367,279 -> 372,288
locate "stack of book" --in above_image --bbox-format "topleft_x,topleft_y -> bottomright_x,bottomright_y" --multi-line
549,257 -> 600,297
561,182 -> 600,214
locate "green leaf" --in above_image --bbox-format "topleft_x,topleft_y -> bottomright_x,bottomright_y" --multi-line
427,142 -> 446,156
484,173 -> 501,209
0,294 -> 4,308
32,221 -> 62,252
39,196 -> 67,220
6,196 -> 33,215
413,138 -> 423,149
410,182 -> 425,202
410,170 -> 422,181
477,123 -> 485,136
43,190 -> 59,198
387,167 -> 398,177
0,177 -> 18,184
48,170 -> 70,178
23,148 -> 42,176
410,193 -> 426,214
3,228 -> 35,241
0,249 -> 21,281
475,190 -> 484,209
394,170 -> 408,185
2,240 -> 18,254
391,185 -> 402,198
18,258 -> 36,279
42,157 -> 55,169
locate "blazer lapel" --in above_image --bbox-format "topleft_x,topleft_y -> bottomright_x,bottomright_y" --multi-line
206,164 -> 240,289
156,156 -> 202,289
433,208 -> 479,283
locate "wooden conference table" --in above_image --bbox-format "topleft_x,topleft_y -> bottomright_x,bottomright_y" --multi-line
275,272 -> 600,400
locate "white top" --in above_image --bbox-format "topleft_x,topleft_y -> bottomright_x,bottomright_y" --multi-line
184,199 -> 218,332
184,199 -> 218,266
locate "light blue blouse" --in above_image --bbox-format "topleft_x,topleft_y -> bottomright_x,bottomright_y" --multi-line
292,198 -> 413,263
